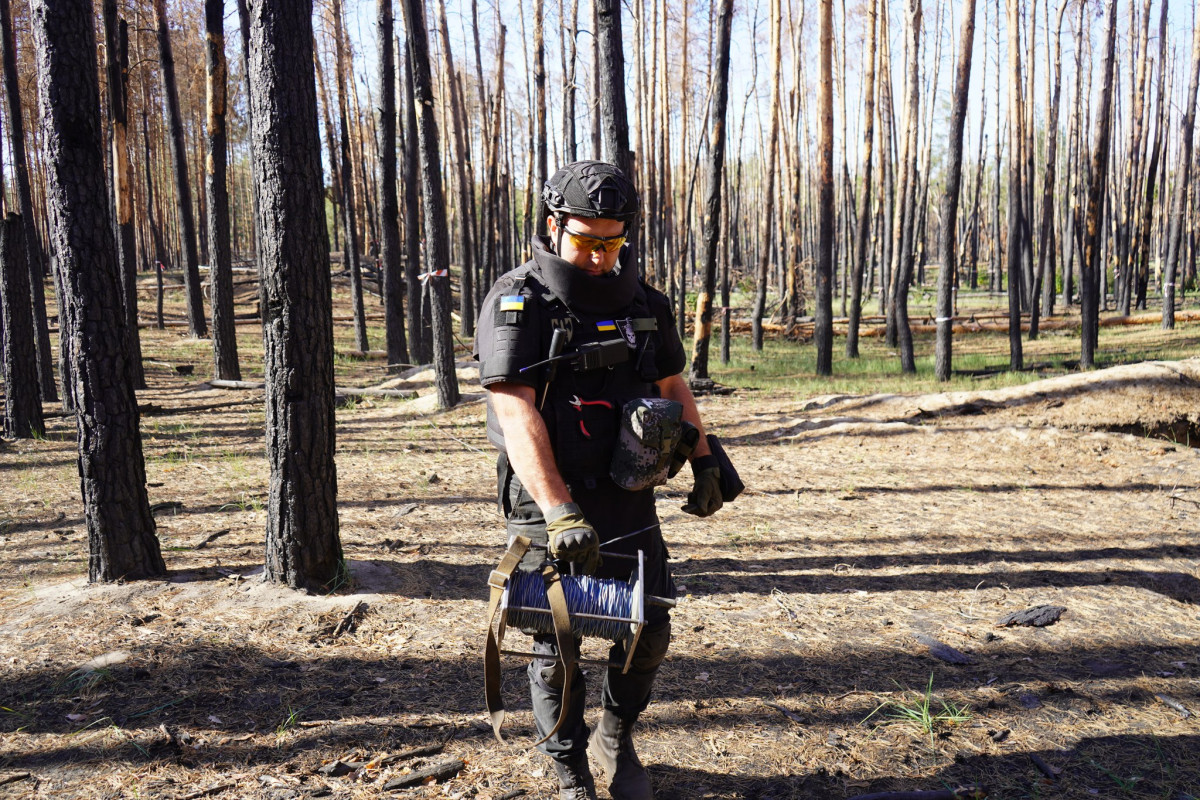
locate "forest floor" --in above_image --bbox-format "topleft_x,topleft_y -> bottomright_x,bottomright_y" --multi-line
2,279 -> 1199,800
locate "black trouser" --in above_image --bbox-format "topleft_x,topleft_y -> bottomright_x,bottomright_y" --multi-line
499,458 -> 675,761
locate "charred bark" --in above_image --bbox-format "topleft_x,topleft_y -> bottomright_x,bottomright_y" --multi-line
0,0 -> 56,402
1163,2 -> 1200,330
153,0 -> 207,339
688,0 -> 731,383
814,0 -> 834,375
934,0 -> 976,381
206,0 -> 239,380
32,0 -> 165,582
378,0 -> 407,370
1,214 -> 44,438
846,0 -> 877,359
1081,0 -> 1118,366
399,0 -> 461,408
248,0 -> 343,590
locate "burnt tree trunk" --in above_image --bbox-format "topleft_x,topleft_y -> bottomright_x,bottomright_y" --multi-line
814,0 -> 834,375
401,43 -> 428,364
378,0 -> 407,370
533,0 -> 547,237
248,0 -> 344,590
846,0 -> 877,359
1081,0 -> 1118,365
751,0 -> 781,351
153,0 -> 207,338
595,0 -> 635,181
1005,0 -> 1025,370
206,0 -> 240,380
0,0 -> 56,402
1,214 -> 44,438
332,0 -> 368,352
1163,3 -> 1200,330
1034,0 -> 1069,326
102,0 -> 144,389
32,0 -> 165,582
435,0 -> 475,334
893,0 -> 921,372
688,0 -> 731,384
399,0 -> 461,408
934,0 -> 976,381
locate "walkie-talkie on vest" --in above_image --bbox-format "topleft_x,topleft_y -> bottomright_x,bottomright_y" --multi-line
538,328 -> 567,410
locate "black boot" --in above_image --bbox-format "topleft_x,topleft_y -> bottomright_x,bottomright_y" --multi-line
551,752 -> 598,800
588,710 -> 654,799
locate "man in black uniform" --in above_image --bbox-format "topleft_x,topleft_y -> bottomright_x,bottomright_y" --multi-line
475,161 -> 724,800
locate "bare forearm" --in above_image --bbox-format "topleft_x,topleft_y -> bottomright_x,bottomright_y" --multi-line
489,383 -> 573,513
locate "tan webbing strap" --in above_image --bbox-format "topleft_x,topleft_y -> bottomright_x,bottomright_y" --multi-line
530,563 -> 576,748
484,535 -> 531,742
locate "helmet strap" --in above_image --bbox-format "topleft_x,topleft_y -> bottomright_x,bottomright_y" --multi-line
553,213 -> 566,255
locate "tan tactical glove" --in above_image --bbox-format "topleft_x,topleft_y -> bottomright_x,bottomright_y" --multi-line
545,503 -> 602,574
682,455 -> 723,517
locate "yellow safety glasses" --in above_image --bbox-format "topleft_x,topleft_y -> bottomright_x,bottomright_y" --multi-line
563,227 -> 627,253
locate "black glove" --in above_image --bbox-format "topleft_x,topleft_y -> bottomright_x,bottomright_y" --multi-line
682,455 -> 723,517
545,503 -> 602,574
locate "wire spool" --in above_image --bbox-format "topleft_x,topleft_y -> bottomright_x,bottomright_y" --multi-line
504,572 -> 642,644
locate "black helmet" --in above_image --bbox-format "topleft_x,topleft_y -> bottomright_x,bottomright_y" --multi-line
542,160 -> 639,224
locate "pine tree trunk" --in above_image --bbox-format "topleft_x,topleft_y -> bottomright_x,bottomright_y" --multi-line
688,0 -> 731,384
595,0 -> 635,181
1005,0 -> 1025,370
1163,3 -> 1200,330
377,0 -> 407,370
435,0 -> 476,334
533,0 -> 547,236
0,0 -> 57,402
892,0 -> 921,372
1034,0 -> 1069,326
248,0 -> 343,590
814,0 -> 834,375
32,0 -> 165,582
401,43 -> 427,364
934,0 -> 976,381
846,0 -> 877,359
153,0 -> 206,339
206,0 -> 240,380
399,0 -> 461,409
1,214 -> 45,438
752,0 -> 782,351
562,0 -> 578,163
332,0 -> 368,352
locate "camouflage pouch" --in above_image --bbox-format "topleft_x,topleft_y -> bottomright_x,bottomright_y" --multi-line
609,398 -> 685,491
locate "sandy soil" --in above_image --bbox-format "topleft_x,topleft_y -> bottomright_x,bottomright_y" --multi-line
1,354 -> 1198,800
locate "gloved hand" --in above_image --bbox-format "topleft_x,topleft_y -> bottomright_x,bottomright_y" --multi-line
545,503 -> 602,574
682,455 -> 723,517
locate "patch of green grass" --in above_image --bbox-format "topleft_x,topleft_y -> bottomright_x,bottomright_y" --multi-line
862,672 -> 973,745
219,491 -> 265,513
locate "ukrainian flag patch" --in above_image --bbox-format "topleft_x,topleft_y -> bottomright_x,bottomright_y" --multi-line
500,295 -> 526,312
596,320 -> 617,332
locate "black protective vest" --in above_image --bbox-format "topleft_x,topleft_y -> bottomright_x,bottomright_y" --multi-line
494,242 -> 664,489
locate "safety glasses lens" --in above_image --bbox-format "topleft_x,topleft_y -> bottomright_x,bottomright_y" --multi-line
567,232 -> 625,253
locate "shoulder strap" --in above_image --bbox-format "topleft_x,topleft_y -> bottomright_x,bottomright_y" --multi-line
484,535 -> 531,742
483,537 -> 576,748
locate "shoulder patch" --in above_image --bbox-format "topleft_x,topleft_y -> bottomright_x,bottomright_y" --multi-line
499,295 -> 526,312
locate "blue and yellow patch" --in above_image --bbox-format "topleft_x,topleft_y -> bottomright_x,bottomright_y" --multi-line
596,320 -> 617,332
499,295 -> 526,312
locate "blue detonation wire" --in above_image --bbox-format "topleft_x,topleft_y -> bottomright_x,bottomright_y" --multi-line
506,572 -> 637,643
